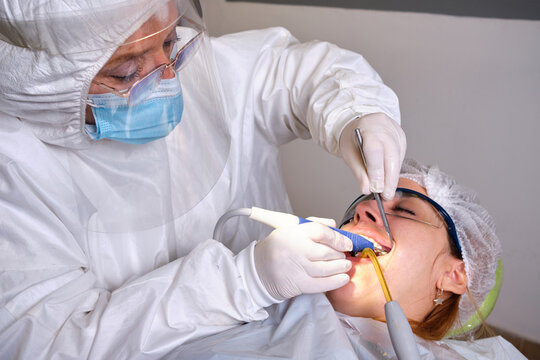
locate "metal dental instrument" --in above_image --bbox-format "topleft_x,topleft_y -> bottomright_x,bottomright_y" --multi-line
354,128 -> 394,247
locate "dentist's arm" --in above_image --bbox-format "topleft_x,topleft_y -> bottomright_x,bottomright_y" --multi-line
213,28 -> 405,200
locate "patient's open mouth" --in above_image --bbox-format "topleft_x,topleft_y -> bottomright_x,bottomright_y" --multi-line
350,234 -> 391,257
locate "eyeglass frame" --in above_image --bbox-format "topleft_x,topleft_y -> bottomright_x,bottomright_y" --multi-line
88,29 -> 204,107
340,187 -> 461,256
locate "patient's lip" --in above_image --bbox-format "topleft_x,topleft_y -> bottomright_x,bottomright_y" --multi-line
347,225 -> 392,251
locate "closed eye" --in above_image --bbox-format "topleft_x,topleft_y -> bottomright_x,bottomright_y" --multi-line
163,39 -> 176,57
110,70 -> 140,83
163,35 -> 181,59
393,206 -> 416,216
103,61 -> 143,85
163,37 -> 177,49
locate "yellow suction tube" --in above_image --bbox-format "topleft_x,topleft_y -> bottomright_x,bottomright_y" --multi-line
361,248 -> 392,302
362,248 -> 422,359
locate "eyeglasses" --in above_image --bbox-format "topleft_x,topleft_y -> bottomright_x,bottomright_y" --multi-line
340,188 -> 461,255
89,31 -> 203,107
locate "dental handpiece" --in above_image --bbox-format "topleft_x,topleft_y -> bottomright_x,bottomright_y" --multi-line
354,128 -> 394,247
385,301 -> 422,359
249,207 -> 377,252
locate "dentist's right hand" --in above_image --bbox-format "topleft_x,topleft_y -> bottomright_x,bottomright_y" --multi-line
254,220 -> 353,301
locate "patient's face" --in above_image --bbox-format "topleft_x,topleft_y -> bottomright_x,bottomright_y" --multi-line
326,178 -> 455,322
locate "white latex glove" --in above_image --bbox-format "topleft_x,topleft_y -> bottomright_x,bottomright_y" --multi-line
254,219 -> 352,301
339,113 -> 406,200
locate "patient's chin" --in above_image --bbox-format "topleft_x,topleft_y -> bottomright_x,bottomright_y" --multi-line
325,281 -> 388,319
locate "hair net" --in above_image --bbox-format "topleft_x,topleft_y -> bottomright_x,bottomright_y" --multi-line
0,0 -> 188,55
0,0 -> 200,148
399,158 -> 502,332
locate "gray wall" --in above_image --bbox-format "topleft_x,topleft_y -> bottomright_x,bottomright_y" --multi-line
201,0 -> 540,342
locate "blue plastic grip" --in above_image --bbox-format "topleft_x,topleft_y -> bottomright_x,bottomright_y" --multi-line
298,217 -> 374,252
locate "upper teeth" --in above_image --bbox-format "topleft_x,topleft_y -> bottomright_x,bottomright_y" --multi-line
357,234 -> 390,256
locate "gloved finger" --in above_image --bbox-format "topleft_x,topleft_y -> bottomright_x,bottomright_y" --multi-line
341,145 -> 370,195
302,258 -> 352,277
302,223 -> 353,252
361,134 -> 385,193
301,273 -> 351,294
339,123 -> 370,195
352,162 -> 370,196
382,125 -> 406,200
381,140 -> 401,200
305,216 -> 336,228
303,241 -> 347,261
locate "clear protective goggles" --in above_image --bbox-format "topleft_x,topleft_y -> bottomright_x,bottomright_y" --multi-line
88,17 -> 204,107
87,12 -> 204,107
340,187 -> 461,256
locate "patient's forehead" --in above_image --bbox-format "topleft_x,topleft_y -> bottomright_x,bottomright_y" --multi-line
397,177 -> 427,196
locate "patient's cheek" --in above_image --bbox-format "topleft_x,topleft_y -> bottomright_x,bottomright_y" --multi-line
325,290 -> 342,312
325,282 -> 355,314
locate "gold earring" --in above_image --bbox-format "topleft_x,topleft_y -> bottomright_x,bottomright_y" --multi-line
434,288 -> 444,305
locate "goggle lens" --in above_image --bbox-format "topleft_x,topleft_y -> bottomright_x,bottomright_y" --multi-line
128,33 -> 202,105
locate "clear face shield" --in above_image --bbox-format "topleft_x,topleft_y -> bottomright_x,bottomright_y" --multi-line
53,0 -> 231,236
84,15 -> 205,144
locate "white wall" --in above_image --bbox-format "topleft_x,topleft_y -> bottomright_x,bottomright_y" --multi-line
201,0 -> 540,342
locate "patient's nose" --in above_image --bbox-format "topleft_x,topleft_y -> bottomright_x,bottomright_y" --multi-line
354,201 -> 386,227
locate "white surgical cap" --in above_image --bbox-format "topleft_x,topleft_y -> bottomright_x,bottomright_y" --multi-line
400,158 -> 502,331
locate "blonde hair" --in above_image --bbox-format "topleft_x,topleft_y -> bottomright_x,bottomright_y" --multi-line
410,288 -> 495,341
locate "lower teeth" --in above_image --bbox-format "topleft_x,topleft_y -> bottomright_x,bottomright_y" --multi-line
373,248 -> 388,256
351,248 -> 388,257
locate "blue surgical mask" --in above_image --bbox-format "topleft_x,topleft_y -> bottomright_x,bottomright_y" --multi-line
85,77 -> 184,144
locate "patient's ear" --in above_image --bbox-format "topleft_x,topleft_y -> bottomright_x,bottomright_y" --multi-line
439,260 -> 468,295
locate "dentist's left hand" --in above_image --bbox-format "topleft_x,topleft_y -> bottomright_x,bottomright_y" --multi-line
253,220 -> 353,301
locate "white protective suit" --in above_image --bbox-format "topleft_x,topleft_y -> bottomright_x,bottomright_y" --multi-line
0,1 -> 400,359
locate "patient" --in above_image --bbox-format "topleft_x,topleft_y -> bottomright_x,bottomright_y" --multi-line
167,159 -> 516,359
327,158 -> 502,340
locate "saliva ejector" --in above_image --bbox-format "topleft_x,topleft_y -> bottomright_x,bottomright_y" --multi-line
213,207 -> 421,360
